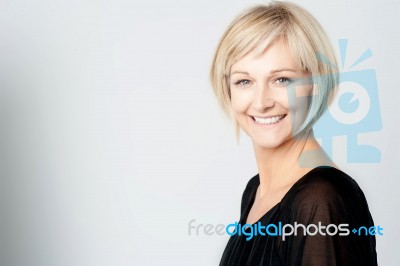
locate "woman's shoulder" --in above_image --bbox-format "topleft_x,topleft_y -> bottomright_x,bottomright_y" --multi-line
281,166 -> 373,224
291,166 -> 366,203
295,166 -> 360,194
277,166 -> 377,265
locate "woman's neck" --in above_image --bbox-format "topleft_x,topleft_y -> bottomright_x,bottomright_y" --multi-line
252,130 -> 333,197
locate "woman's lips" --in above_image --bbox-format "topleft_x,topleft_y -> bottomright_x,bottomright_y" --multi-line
250,114 -> 287,126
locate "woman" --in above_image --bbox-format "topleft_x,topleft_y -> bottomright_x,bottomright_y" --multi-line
209,1 -> 378,265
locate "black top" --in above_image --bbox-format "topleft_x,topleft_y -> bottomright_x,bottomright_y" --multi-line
219,166 -> 378,266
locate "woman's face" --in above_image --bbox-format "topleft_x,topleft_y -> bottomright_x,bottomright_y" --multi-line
229,39 -> 312,149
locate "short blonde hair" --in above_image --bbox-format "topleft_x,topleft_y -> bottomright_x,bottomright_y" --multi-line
209,1 -> 338,142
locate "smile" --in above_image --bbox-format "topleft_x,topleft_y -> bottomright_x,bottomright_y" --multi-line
251,115 -> 286,125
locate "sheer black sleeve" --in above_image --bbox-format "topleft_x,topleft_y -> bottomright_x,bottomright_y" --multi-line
277,170 -> 377,266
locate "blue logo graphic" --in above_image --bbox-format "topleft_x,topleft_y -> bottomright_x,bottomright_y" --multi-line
286,39 -> 382,164
313,39 -> 382,163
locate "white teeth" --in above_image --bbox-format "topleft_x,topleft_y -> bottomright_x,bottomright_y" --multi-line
253,115 -> 285,125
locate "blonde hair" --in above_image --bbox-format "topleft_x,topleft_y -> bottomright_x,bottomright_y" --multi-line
209,1 -> 338,142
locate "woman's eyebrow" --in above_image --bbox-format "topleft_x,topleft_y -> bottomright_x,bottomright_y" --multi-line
230,70 -> 249,75
230,68 -> 298,75
270,68 -> 297,73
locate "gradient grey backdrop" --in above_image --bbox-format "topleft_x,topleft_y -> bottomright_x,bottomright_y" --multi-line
0,0 -> 398,265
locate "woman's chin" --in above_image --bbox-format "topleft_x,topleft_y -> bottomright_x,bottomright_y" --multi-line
251,138 -> 286,150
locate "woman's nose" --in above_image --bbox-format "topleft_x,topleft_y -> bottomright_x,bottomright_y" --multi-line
252,84 -> 275,111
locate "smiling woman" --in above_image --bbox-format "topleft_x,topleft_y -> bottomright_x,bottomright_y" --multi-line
209,1 -> 377,265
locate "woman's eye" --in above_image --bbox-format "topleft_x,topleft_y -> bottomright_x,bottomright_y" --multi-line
234,79 -> 252,87
275,77 -> 291,86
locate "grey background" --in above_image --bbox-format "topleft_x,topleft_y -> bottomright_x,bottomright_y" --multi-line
0,0 -> 398,265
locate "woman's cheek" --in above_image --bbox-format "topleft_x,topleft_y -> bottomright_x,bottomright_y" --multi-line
231,90 -> 251,114
286,90 -> 311,133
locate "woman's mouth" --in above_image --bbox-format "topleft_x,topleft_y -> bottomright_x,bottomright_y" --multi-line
250,114 -> 287,125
